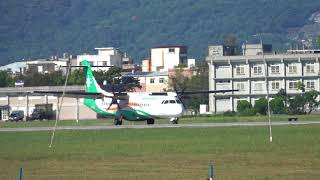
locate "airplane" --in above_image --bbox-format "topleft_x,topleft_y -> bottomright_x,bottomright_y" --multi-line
35,60 -> 238,125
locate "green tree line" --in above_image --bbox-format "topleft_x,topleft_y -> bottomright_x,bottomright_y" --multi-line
0,67 -> 140,91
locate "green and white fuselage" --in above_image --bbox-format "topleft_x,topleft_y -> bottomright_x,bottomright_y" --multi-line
82,60 -> 184,122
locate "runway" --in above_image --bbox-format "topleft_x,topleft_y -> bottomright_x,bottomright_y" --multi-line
1,121 -> 320,132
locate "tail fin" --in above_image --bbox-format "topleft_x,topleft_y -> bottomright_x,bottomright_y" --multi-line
82,60 -> 112,96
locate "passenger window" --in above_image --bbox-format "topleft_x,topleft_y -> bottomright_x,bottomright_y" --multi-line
169,100 -> 176,104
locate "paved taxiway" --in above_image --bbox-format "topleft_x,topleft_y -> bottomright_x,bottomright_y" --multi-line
0,121 -> 320,132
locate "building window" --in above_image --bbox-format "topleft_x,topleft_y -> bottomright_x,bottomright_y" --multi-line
169,48 -> 175,53
288,64 -> 297,74
254,83 -> 263,91
306,63 -> 315,73
271,65 -> 280,74
253,66 -> 262,74
102,61 -> 108,66
159,78 -> 164,83
271,82 -> 280,90
236,65 -> 245,75
306,81 -> 315,89
289,81 -> 298,90
150,78 -> 155,84
236,83 -> 245,91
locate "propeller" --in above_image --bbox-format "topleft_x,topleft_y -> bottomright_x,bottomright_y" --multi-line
173,84 -> 187,111
106,82 -> 127,111
106,96 -> 121,110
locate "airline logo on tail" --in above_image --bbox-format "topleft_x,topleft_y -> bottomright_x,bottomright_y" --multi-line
86,76 -> 92,88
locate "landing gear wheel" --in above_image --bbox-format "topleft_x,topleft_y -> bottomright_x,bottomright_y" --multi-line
172,118 -> 179,124
147,119 -> 155,125
114,116 -> 123,125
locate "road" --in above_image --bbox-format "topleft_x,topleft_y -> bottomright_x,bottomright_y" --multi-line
0,121 -> 320,132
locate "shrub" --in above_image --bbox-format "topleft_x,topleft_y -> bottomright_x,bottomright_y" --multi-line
240,108 -> 257,116
237,100 -> 252,112
237,100 -> 256,116
223,110 -> 237,116
270,97 -> 286,114
254,98 -> 268,115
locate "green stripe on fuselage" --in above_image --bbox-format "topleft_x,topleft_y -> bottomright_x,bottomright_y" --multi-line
84,98 -> 159,121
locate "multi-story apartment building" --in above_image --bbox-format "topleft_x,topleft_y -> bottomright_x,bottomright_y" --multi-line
149,46 -> 188,72
76,47 -> 124,71
206,44 -> 320,113
123,71 -> 169,92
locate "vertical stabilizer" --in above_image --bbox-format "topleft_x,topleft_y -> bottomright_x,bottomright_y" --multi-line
82,60 -> 112,96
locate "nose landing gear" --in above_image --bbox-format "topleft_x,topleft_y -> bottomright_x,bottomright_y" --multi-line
170,117 -> 179,124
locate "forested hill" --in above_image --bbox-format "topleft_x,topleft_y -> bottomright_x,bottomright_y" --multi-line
1,0 -> 320,65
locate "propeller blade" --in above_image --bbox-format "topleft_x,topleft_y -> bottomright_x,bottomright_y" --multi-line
180,98 -> 187,111
107,101 -> 113,110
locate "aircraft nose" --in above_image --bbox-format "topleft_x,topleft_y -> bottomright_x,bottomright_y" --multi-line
178,104 -> 184,115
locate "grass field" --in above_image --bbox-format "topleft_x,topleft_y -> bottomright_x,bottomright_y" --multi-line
1,114 -> 320,128
0,125 -> 320,179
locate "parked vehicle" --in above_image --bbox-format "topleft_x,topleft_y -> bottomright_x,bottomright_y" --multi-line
30,109 -> 53,120
9,110 -> 24,121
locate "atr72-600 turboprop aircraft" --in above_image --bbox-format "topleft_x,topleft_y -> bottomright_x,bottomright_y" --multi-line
36,60 -> 237,125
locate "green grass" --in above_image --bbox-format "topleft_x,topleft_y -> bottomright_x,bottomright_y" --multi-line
1,114 -> 320,128
0,125 -> 320,179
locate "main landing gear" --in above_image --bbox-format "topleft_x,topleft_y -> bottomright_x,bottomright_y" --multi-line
114,116 -> 123,125
147,119 -> 155,125
170,118 -> 179,124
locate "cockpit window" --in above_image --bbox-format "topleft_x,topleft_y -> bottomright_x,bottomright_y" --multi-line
163,100 -> 169,104
169,100 -> 176,104
176,99 -> 182,104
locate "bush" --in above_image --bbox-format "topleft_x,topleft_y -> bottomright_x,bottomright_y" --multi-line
240,108 -> 257,116
223,110 -> 237,116
254,98 -> 268,115
237,100 -> 256,116
270,97 -> 286,114
237,100 -> 252,112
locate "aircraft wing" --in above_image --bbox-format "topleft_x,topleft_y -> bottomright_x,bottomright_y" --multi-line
33,91 -> 105,99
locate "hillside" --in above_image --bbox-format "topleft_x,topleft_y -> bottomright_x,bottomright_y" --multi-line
0,0 -> 320,65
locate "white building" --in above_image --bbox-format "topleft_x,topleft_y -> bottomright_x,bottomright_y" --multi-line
27,59 -> 68,74
76,47 -> 124,71
150,46 -> 187,72
206,44 -> 320,113
0,61 -> 27,74
123,71 -> 169,92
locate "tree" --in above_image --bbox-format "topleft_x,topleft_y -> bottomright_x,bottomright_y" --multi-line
270,97 -> 286,114
254,98 -> 268,115
237,100 -> 256,116
304,90 -> 320,114
0,71 -> 14,87
287,95 -> 306,115
168,62 -> 209,113
168,68 -> 191,92
297,81 -> 305,92
68,69 -> 84,85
